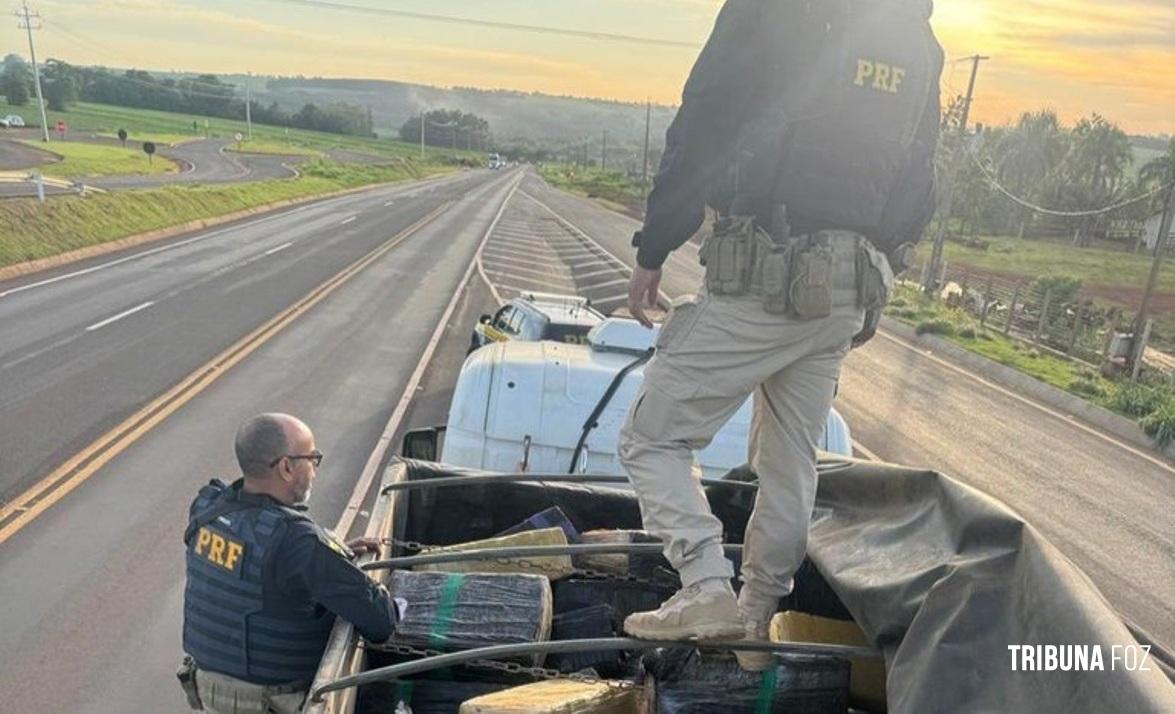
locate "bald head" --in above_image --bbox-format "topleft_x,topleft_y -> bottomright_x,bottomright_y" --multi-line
235,413 -> 311,479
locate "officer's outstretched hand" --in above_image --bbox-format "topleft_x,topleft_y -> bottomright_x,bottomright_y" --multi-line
628,266 -> 662,329
346,537 -> 381,558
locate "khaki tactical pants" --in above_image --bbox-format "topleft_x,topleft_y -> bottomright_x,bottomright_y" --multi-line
196,669 -> 307,714
619,264 -> 864,619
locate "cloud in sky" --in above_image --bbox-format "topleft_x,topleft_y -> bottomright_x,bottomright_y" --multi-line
8,0 -> 1173,134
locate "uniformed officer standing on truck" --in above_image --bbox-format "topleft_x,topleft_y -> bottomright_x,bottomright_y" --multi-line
619,0 -> 943,670
178,413 -> 402,713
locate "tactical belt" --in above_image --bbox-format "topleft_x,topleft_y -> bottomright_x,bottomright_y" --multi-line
699,216 -> 890,318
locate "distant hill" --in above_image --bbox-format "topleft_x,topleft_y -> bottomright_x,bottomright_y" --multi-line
226,75 -> 678,171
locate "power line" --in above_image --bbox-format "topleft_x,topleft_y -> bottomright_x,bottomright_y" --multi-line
964,144 -> 1171,218
254,0 -> 700,48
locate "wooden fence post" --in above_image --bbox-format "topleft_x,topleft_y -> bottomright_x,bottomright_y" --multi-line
980,276 -> 994,329
1067,299 -> 1087,355
1005,283 -> 1021,336
1035,288 -> 1052,345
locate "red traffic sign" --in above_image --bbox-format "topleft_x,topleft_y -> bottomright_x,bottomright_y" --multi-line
55,121 -> 66,134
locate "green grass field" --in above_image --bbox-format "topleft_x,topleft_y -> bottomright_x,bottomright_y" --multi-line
0,100 -> 466,162
885,283 -> 1175,444
0,100 -> 478,269
21,139 -> 177,178
0,160 -> 452,267
224,139 -> 323,158
539,163 -> 645,214
926,236 -> 1175,295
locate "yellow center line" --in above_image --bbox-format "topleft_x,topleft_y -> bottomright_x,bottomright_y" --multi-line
0,201 -> 454,546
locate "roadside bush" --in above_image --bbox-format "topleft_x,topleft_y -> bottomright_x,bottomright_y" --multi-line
1140,402 -> 1175,447
958,326 -> 977,339
888,297 -> 908,309
991,242 -> 1015,254
1031,274 -> 1082,306
1109,384 -> 1167,417
890,307 -> 919,320
916,318 -> 955,336
1069,377 -> 1106,398
1027,348 -> 1041,359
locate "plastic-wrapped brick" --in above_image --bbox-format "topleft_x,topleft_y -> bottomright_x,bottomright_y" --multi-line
553,579 -> 674,631
574,530 -> 662,576
647,649 -> 850,713
771,611 -> 885,711
547,605 -> 621,674
357,679 -> 509,714
413,527 -> 574,580
459,680 -> 641,714
498,507 -> 580,543
390,571 -> 552,664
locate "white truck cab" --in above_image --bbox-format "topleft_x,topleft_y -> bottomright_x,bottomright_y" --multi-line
435,317 -> 853,476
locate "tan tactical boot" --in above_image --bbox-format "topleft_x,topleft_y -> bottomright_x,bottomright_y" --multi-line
734,615 -> 774,671
623,581 -> 743,641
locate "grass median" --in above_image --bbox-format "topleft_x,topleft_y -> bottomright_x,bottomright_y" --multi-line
538,163 -> 646,216
0,159 -> 452,268
886,284 -> 1175,446
22,139 -> 178,178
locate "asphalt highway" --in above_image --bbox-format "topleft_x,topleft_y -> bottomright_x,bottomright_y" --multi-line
0,167 -> 519,713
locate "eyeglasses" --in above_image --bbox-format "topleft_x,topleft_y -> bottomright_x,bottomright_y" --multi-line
270,450 -> 324,468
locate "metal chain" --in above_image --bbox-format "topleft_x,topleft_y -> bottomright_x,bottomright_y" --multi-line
360,640 -> 640,692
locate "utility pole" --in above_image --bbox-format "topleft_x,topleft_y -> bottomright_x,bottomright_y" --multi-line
924,54 -> 989,294
15,1 -> 50,143
1132,182 -> 1175,379
244,73 -> 253,141
642,99 -> 652,197
601,129 -> 607,171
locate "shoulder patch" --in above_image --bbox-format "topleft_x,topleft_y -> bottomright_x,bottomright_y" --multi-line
316,527 -> 354,560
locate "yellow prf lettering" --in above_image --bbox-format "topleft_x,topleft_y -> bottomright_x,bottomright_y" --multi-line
873,64 -> 892,91
195,527 -> 211,555
224,542 -> 244,571
209,533 -> 226,564
854,59 -> 874,87
890,67 -> 906,94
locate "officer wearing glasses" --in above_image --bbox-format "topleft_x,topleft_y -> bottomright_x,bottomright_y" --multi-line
179,413 -> 400,714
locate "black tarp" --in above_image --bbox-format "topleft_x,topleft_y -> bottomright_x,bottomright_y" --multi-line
390,459 -> 1174,713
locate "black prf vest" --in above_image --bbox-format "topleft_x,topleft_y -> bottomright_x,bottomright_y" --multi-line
182,480 -> 334,685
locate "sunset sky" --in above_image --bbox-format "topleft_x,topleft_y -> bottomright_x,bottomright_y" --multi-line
5,0 -> 1173,135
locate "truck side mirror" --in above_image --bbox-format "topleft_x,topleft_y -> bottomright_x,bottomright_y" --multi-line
479,314 -> 492,325
400,427 -> 443,461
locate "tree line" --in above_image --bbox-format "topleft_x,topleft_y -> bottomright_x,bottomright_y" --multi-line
399,109 -> 491,152
939,99 -> 1174,247
0,55 -> 375,138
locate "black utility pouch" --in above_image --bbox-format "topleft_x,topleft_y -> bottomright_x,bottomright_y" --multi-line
176,655 -> 203,711
856,242 -> 894,311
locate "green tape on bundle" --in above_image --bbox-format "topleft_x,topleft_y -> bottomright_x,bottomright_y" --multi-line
427,573 -> 465,649
754,666 -> 779,714
393,680 -> 415,707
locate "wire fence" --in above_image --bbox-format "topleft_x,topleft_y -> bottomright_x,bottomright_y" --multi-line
934,265 -> 1123,367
